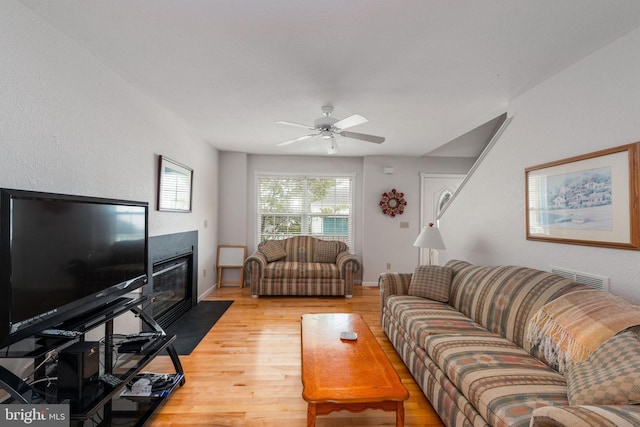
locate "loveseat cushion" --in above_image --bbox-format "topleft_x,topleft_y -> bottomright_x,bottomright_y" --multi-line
426,333 -> 568,427
565,329 -> 640,405
408,265 -> 452,302
263,261 -> 338,279
258,240 -> 287,261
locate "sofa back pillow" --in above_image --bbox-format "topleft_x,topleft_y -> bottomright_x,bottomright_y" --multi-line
313,240 -> 340,263
448,263 -> 588,352
258,240 -> 287,262
408,265 -> 452,302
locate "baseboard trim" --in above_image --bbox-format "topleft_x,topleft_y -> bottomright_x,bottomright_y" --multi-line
198,284 -> 216,302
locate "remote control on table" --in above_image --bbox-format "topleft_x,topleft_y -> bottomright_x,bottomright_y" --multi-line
39,329 -> 81,338
126,331 -> 161,339
100,374 -> 123,387
340,331 -> 358,341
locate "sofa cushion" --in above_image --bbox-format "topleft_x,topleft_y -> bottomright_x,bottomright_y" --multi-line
426,333 -> 568,427
565,330 -> 640,405
408,265 -> 452,302
386,295 -> 494,350
259,240 -> 287,261
313,240 -> 339,263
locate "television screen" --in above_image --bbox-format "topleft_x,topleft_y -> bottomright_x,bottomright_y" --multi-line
0,189 -> 148,348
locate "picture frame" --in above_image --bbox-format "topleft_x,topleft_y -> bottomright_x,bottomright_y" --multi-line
525,142 -> 640,250
158,155 -> 193,212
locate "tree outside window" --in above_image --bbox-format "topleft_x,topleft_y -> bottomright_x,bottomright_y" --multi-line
256,175 -> 353,247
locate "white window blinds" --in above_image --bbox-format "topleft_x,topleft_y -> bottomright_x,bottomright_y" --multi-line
256,174 -> 353,248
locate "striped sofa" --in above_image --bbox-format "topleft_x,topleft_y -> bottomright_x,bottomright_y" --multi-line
380,260 -> 640,427
244,236 -> 360,297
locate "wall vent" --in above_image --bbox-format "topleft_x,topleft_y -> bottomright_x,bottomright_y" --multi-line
550,266 -> 610,291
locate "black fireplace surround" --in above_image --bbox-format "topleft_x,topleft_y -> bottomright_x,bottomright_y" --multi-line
146,231 -> 198,328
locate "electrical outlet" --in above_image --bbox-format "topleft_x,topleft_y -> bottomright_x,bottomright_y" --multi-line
400,221 -> 409,228
204,220 -> 208,228
386,262 -> 391,270
203,269 -> 206,277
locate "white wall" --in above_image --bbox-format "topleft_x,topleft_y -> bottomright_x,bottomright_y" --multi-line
218,152 -> 248,245
440,26 -> 640,303
0,1 -> 219,299
361,156 -> 474,284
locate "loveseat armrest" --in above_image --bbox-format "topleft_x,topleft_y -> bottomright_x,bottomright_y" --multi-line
336,251 -> 360,276
244,251 -> 267,289
530,404 -> 640,427
336,251 -> 360,297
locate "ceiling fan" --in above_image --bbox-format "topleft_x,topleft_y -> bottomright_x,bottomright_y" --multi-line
276,106 -> 385,154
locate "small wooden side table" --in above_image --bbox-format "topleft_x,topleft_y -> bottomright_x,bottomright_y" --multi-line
216,245 -> 247,288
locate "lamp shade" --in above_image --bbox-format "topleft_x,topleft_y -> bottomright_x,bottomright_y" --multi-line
413,225 -> 446,250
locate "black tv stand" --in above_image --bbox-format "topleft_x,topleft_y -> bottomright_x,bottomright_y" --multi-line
0,296 -> 184,426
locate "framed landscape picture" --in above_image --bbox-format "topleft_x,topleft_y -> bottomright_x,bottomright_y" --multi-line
525,142 -> 640,250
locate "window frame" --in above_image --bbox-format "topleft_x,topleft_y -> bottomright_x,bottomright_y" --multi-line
254,172 -> 355,248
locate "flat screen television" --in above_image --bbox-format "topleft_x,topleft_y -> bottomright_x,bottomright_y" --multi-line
0,188 -> 148,349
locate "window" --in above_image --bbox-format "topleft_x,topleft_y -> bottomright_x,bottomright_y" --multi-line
256,174 -> 353,248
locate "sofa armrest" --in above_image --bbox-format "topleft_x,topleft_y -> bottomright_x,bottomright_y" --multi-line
530,404 -> 640,427
244,251 -> 267,287
336,250 -> 360,277
378,272 -> 412,315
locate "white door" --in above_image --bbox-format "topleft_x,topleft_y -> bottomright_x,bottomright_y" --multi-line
419,173 -> 465,265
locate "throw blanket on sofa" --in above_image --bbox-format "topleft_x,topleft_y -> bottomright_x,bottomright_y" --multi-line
527,290 -> 640,372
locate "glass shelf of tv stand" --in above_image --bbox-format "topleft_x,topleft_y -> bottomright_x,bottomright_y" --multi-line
1,296 -> 185,426
66,335 -> 182,426
21,334 -> 184,426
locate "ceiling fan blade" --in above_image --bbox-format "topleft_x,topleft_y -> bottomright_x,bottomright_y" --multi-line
276,120 -> 314,130
277,134 -> 314,146
339,131 -> 385,144
324,138 -> 339,155
333,114 -> 368,130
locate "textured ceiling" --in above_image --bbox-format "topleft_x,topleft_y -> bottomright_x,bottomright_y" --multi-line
19,0 -> 640,157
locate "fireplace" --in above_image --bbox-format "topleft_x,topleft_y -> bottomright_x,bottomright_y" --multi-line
147,231 -> 198,329
152,254 -> 192,327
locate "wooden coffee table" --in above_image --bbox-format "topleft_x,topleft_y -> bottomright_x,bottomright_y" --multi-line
300,313 -> 409,427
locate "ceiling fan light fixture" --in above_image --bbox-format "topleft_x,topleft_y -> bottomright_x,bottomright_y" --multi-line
324,138 -> 339,155
321,130 -> 332,139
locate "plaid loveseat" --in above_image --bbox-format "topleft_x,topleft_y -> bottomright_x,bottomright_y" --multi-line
244,236 -> 360,297
380,260 -> 640,427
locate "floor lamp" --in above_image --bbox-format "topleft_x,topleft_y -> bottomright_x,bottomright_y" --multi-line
413,223 -> 446,265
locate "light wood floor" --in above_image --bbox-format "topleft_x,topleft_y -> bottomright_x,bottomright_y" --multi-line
145,285 -> 444,427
